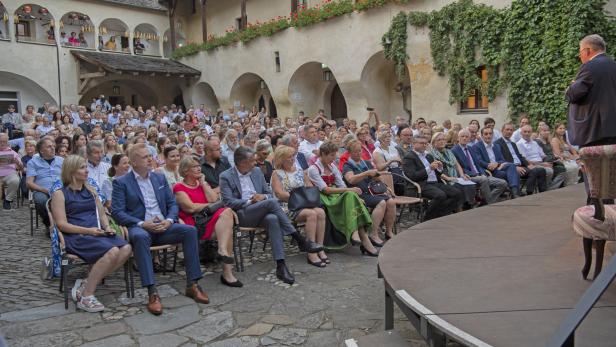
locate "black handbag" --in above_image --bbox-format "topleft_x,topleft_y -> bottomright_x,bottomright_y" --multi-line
193,200 -> 225,240
368,180 -> 388,195
287,187 -> 321,211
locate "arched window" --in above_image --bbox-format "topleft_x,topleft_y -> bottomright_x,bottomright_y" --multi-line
134,23 -> 160,56
59,12 -> 94,48
0,2 -> 9,40
99,18 -> 129,53
14,4 -> 55,44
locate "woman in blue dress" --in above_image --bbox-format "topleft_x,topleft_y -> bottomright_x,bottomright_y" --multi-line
50,155 -> 131,312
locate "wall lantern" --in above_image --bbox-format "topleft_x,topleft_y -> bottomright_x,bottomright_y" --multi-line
323,69 -> 332,82
260,80 -> 266,90
112,85 -> 120,95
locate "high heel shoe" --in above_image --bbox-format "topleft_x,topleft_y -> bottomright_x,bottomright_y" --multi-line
360,245 -> 379,257
307,258 -> 326,268
385,234 -> 393,241
220,275 -> 243,288
319,256 -> 331,264
350,239 -> 361,246
368,236 -> 384,248
217,253 -> 235,265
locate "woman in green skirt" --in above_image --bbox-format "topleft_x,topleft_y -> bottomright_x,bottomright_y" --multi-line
307,142 -> 379,256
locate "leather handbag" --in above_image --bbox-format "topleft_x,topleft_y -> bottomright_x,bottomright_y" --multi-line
287,187 -> 321,211
193,200 -> 225,240
368,180 -> 388,196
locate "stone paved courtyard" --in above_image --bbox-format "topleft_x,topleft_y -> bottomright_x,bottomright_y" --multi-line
0,204 -> 427,346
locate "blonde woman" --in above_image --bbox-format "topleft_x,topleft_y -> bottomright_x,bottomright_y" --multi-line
173,157 -> 241,287
50,155 -> 131,312
103,134 -> 121,164
271,146 -> 328,266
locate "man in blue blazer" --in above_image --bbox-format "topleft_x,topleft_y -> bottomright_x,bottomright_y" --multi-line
281,134 -> 309,170
219,146 -> 323,285
471,127 -> 523,198
112,143 -> 209,316
452,129 -> 507,204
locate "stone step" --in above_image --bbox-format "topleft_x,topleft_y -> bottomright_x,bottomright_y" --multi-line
344,330 -> 408,347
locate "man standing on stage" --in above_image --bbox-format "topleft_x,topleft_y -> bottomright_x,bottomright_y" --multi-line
566,34 -> 616,147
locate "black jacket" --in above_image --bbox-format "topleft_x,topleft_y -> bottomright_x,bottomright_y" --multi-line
566,53 -> 616,146
402,150 -> 443,185
495,137 -> 529,167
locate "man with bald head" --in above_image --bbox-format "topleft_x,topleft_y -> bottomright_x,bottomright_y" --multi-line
566,34 -> 616,147
201,137 -> 230,192
496,123 -> 546,195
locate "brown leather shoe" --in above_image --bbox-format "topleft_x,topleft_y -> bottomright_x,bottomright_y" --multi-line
147,293 -> 163,315
185,283 -> 209,304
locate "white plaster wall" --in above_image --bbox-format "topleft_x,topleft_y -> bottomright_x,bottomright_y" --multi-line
180,2 -> 513,126
0,71 -> 56,110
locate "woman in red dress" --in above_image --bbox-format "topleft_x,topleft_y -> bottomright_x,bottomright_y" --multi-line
173,157 -> 242,287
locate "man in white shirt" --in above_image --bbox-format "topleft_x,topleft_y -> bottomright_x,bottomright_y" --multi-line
298,125 -> 322,160
517,125 -> 565,190
511,114 -> 530,143
86,141 -> 111,189
236,105 -> 248,120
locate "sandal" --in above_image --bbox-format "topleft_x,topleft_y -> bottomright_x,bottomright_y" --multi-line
307,258 -> 326,268
77,295 -> 105,312
319,256 -> 331,264
71,279 -> 86,302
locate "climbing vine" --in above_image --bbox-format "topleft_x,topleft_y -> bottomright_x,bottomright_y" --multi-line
382,11 -> 408,79
172,0 -> 411,59
400,0 -> 616,124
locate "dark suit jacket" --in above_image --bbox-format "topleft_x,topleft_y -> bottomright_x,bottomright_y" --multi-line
470,141 -> 506,172
111,171 -> 179,228
402,150 -> 442,185
495,138 -> 529,167
566,53 -> 616,146
219,166 -> 273,211
452,144 -> 481,176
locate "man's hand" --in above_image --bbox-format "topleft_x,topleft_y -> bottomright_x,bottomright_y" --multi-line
430,161 -> 441,170
142,220 -> 168,233
251,194 -> 266,203
516,166 -> 527,175
487,162 -> 498,171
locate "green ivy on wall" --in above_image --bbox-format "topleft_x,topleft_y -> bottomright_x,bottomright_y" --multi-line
401,0 -> 616,124
382,11 -> 408,79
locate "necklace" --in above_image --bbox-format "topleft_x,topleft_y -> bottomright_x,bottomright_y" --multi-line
183,179 -> 199,188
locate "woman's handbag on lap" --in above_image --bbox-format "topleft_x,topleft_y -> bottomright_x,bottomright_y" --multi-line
288,187 -> 321,211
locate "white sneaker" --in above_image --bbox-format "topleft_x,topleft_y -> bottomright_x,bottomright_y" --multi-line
71,279 -> 83,302
77,295 -> 105,312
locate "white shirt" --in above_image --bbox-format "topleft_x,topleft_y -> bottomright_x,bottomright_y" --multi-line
134,171 -> 165,222
374,145 -> 401,168
511,128 -> 522,143
492,129 -> 502,141
87,160 -> 111,188
517,138 -> 545,163
298,139 -> 322,159
414,150 -> 438,183
483,141 -> 497,163
236,168 -> 256,200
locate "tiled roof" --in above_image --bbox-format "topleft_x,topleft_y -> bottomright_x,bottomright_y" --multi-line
99,0 -> 167,11
72,50 -> 201,77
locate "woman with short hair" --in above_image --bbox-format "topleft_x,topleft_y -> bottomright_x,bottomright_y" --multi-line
174,157 -> 241,287
50,155 -> 131,312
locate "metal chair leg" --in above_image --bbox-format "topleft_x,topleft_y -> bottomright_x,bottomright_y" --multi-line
30,208 -> 34,237
248,231 -> 255,253
162,249 -> 168,275
172,248 -> 178,272
129,257 -> 135,298
62,264 -> 69,310
124,262 -> 130,297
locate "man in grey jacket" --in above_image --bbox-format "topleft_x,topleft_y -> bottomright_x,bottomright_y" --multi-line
219,146 -> 323,284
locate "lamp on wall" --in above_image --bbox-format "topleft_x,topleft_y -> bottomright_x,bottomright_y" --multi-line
112,85 -> 120,95
260,80 -> 266,90
323,69 -> 332,82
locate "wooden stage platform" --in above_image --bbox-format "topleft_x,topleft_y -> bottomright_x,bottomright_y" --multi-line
379,184 -> 616,347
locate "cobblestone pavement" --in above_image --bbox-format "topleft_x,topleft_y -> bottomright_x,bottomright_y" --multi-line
0,204 -> 427,346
